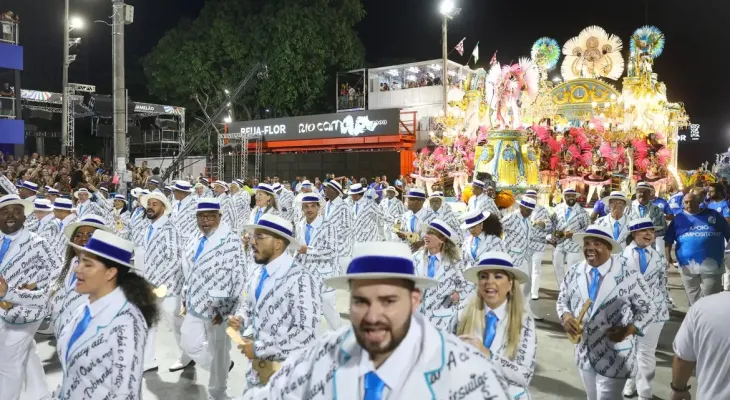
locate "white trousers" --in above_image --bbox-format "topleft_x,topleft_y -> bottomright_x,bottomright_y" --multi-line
0,321 -> 49,400
723,257 -> 730,291
579,369 -> 626,400
322,291 -> 342,330
529,250 -> 545,298
653,236 -> 665,254
180,315 -> 231,400
552,249 -> 583,286
144,295 -> 187,367
625,321 -> 664,399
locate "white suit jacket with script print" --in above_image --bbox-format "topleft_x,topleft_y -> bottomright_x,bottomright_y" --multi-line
413,250 -> 466,331
322,197 -> 352,258
240,313 -> 511,400
295,217 -> 337,294
552,203 -> 590,253
182,224 -> 246,320
234,253 -> 321,386
0,229 -> 58,325
351,198 -> 394,243
556,255 -> 656,379
55,288 -> 147,400
143,217 -> 184,296
171,195 -> 199,245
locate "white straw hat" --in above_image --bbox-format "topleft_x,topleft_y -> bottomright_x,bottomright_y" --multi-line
70,230 -> 137,270
0,194 -> 34,216
63,215 -> 111,239
572,224 -> 623,254
464,251 -> 529,284
242,214 -> 302,249
141,192 -> 173,215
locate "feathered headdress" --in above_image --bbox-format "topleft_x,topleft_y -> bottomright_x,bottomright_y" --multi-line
561,26 -> 625,81
630,26 -> 665,59
531,37 -> 561,71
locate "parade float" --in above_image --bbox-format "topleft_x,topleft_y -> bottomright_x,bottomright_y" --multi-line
411,25 -> 690,203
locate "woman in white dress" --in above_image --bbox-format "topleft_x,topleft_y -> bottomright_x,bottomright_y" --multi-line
451,251 -> 537,400
55,230 -> 159,399
460,210 -> 506,300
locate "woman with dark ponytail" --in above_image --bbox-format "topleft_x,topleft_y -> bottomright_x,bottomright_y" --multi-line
54,230 -> 158,399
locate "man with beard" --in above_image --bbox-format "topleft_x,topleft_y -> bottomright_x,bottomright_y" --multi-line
0,194 -> 57,400
627,182 -> 667,252
323,179 -> 352,265
139,192 -> 188,373
396,188 -> 430,251
272,182 -> 293,223
350,183 -> 394,245
180,199 -> 244,400
557,224 -> 656,400
237,242 -> 511,400
229,214 -> 320,388
551,188 -> 590,285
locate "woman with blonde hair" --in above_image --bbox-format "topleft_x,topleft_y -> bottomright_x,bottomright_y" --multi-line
451,251 -> 537,400
413,219 -> 466,330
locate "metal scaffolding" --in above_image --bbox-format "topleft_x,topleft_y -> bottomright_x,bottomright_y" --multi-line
65,83 -> 96,157
217,132 -> 263,181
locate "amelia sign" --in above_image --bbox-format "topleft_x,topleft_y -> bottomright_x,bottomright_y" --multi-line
227,109 -> 402,141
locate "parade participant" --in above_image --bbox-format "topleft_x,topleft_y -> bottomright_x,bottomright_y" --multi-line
671,291 -> 730,400
33,198 -> 56,236
557,224 -> 656,400
426,190 -> 461,243
664,190 -> 730,305
240,241 -> 511,400
199,177 -> 214,197
551,188 -> 590,285
667,185 -> 689,216
74,188 -> 103,218
706,182 -> 730,223
148,178 -> 163,193
164,185 -> 174,200
55,230 -> 159,399
139,192 -> 188,372
45,187 -> 60,204
452,251 -> 537,400
380,186 -> 406,241
524,189 -> 553,300
213,180 -> 238,230
245,184 -> 280,270
295,194 -> 341,330
229,214 -> 321,387
323,179 -> 352,263
130,188 -> 151,259
19,180 -> 39,229
396,187 -> 430,250
622,218 -> 671,400
589,187 -> 612,223
468,179 -> 500,215
171,180 -> 199,247
180,199 -> 244,400
349,183 -> 394,244
231,179 -> 252,233
651,192 -> 673,222
194,182 -> 207,199
112,193 -> 132,241
595,191 -> 631,249
292,180 -> 314,223
627,182 -> 667,251
460,210 -> 506,299
0,194 -> 58,400
48,215 -> 111,337
51,198 -> 77,254
272,182 -> 293,222
413,219 -> 465,330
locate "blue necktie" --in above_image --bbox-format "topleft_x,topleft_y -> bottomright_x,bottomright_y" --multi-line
78,205 -> 84,215
193,236 -> 207,262
639,205 -> 646,217
588,268 -> 600,302
355,203 -> 359,217
364,371 -> 385,400
178,202 -> 181,211
483,311 -> 499,349
69,272 -> 77,287
471,236 -> 480,259
427,255 -> 437,278
613,221 -> 620,240
410,215 -> 416,232
255,268 -> 269,301
327,202 -> 332,217
305,224 -> 312,245
66,306 -> 91,361
146,225 -> 153,242
59,221 -> 64,231
636,247 -> 648,274
565,207 -> 572,221
0,237 -> 12,263
254,209 -> 262,223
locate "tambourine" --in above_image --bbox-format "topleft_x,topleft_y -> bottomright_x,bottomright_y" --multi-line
567,299 -> 593,344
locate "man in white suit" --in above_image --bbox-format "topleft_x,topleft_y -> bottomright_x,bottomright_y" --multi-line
595,191 -> 632,250
557,224 -> 656,400
237,241 -> 511,400
551,188 -> 590,285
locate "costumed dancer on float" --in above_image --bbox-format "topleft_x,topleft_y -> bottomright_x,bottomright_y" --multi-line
451,251 -> 537,400
627,182 -> 667,252
551,188 -> 590,285
244,184 -> 280,280
138,192 -> 189,373
349,183 -> 394,245
380,186 -> 406,241
213,181 -> 238,231
231,179 -> 252,233
395,187 -> 430,251
19,180 -> 39,229
51,198 -> 78,254
460,210 -> 506,301
74,188 -> 104,219
228,214 -> 321,388
272,182 -> 293,223
54,230 -> 158,399
33,199 -> 57,239
238,241 -> 511,400
524,189 -> 552,301
170,180 -> 199,252
111,194 -> 133,241
584,150 -> 610,206
595,191 -> 632,250
180,199 -> 245,400
621,218 -> 671,400
322,179 -> 353,266
467,179 -> 500,215
412,219 -> 465,330
0,194 -> 58,400
557,224 -> 656,400
427,191 -> 462,245
295,194 -> 341,330
47,215 -> 110,337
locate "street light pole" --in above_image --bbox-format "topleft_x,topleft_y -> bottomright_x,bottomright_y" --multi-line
112,0 -> 127,184
442,15 -> 448,117
61,0 -> 70,156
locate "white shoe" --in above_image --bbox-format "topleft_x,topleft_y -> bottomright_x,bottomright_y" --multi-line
531,294 -> 539,300
169,356 -> 195,372
622,379 -> 637,397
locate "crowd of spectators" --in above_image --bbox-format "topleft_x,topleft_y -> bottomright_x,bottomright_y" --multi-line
0,153 -> 116,195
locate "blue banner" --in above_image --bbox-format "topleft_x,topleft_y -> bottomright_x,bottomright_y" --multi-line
0,42 -> 23,70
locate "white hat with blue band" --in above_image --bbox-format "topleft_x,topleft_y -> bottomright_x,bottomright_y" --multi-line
70,230 -> 137,270
255,183 -> 275,195
33,199 -> 52,212
525,189 -> 538,196
464,251 -> 529,284
628,217 -> 660,232
347,183 -> 366,195
602,190 -> 629,205
424,219 -> 456,243
20,181 -> 38,193
460,210 -> 489,230
518,196 -> 536,210
562,188 -> 578,196
404,188 -> 427,199
113,194 -> 127,204
64,215 -> 112,239
242,213 -> 301,249
0,194 -> 34,216
472,179 -> 486,189
325,180 -> 344,194
301,194 -> 321,204
173,180 -> 193,193
53,198 -> 74,211
197,199 -> 221,213
572,224 -> 622,254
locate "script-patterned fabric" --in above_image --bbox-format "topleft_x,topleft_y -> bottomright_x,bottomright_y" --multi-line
595,215 -> 631,249
232,190 -> 251,234
322,197 -> 352,258
351,198 -> 394,244
35,213 -> 58,242
240,313 -> 511,400
112,210 -> 132,241
217,193 -> 239,234
460,234 -> 506,301
129,206 -> 150,248
552,202 -> 590,253
183,223 -> 245,320
426,203 -> 463,245
171,195 -> 198,244
48,257 -> 86,337
55,288 -> 147,399
398,207 -> 430,243
0,174 -> 18,195
556,255 -> 656,379
501,211 -> 534,268
528,204 -> 553,252
0,229 -> 58,325
412,250 -> 466,331
51,214 -> 77,255
380,196 -> 406,240
143,217 -> 183,296
75,199 -> 104,219
468,193 -> 500,216
623,243 -> 670,322
295,216 -> 336,294
626,201 -> 667,236
277,189 -> 295,223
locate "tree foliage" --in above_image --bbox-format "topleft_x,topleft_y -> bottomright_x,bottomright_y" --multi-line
143,0 -> 366,120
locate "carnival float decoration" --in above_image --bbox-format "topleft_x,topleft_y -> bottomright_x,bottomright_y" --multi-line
411,25 -> 688,202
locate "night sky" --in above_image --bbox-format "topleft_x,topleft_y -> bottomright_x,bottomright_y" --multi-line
4,0 -> 728,168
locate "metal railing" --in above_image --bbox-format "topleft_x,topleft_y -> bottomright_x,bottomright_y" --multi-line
338,94 -> 365,111
0,19 -> 17,44
0,95 -> 15,119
